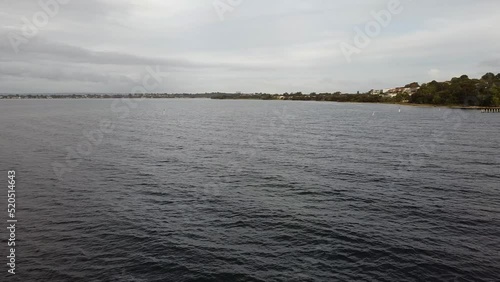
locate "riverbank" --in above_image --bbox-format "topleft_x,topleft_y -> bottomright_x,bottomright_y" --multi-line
3,94 -> 500,111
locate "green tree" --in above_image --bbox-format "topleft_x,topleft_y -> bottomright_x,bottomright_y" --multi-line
489,85 -> 500,106
482,72 -> 496,84
405,82 -> 420,88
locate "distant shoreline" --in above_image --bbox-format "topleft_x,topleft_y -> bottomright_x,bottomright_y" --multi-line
2,96 -> 499,110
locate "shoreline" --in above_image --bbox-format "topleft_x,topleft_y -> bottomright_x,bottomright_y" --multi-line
2,97 -> 499,110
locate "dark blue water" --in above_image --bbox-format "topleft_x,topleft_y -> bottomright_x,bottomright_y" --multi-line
1,99 -> 499,281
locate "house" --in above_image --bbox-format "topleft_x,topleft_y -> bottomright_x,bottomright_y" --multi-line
369,89 -> 383,95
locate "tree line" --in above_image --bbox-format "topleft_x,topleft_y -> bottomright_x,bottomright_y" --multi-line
212,72 -> 500,107
410,73 -> 500,106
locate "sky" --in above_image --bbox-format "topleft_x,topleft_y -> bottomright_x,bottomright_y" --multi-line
0,0 -> 499,94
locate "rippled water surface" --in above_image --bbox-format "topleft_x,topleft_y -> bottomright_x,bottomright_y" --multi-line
1,99 -> 499,281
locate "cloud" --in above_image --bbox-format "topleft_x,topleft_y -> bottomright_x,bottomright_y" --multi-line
1,0 -> 499,93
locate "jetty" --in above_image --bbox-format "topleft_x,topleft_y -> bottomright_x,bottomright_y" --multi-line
480,108 -> 500,113
455,107 -> 500,113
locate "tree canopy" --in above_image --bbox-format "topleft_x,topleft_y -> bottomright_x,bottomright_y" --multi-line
410,73 -> 500,106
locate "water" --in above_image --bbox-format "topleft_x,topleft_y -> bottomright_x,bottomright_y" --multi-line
1,99 -> 499,281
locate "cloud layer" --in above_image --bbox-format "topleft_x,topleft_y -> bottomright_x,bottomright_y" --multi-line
1,0 -> 499,94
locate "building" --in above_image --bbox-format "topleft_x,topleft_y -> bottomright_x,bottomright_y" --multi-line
369,89 -> 383,95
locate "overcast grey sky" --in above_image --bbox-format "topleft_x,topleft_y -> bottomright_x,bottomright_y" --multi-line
1,0 -> 499,94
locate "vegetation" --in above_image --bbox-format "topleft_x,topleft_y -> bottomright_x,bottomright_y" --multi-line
3,73 -> 499,107
410,73 -> 500,106
212,73 -> 500,107
213,92 -> 397,103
